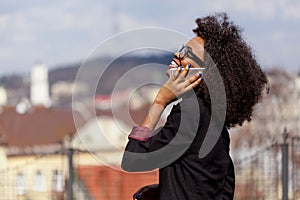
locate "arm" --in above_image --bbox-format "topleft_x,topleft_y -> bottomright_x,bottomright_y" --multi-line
122,65 -> 202,172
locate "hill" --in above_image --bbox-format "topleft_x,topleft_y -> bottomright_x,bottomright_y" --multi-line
0,53 -> 173,105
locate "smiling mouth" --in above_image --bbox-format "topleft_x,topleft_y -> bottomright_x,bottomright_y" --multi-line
169,60 -> 179,68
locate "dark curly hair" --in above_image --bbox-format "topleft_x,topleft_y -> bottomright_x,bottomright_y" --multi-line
192,13 -> 268,128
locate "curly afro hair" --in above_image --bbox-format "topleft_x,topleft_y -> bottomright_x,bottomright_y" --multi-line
193,13 -> 268,128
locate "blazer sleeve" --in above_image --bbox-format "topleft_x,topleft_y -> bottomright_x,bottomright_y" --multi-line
121,97 -> 201,172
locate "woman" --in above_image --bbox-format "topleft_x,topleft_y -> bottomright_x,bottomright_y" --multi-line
122,13 -> 268,200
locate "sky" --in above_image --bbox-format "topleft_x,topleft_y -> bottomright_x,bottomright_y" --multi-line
0,0 -> 300,76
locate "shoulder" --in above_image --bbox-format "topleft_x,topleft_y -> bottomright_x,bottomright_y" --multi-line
172,96 -> 208,115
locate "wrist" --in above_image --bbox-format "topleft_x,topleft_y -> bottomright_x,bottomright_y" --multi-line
153,98 -> 168,108
141,102 -> 165,130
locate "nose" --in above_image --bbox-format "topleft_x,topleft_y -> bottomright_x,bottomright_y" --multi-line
172,53 -> 181,67
173,52 -> 181,61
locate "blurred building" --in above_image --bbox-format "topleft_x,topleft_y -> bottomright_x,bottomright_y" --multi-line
0,87 -> 7,106
0,102 -> 158,200
0,106 -> 77,200
51,80 -> 89,108
230,70 -> 300,199
295,74 -> 300,98
30,63 -> 51,107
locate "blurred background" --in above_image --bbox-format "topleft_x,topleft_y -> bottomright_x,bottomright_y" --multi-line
0,0 -> 300,199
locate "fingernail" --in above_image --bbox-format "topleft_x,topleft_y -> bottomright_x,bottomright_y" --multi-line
187,64 -> 191,68
136,193 -> 141,198
198,72 -> 202,77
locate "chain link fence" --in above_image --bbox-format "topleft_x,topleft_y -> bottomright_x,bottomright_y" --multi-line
1,135 -> 300,200
233,135 -> 300,200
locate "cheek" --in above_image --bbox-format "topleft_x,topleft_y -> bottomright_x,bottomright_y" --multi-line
180,60 -> 186,67
181,59 -> 192,68
184,59 -> 199,68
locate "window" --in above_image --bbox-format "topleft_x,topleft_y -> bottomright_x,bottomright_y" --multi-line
16,172 -> 26,195
52,170 -> 64,192
34,170 -> 46,192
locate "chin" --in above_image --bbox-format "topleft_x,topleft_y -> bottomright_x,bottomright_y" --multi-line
166,69 -> 171,77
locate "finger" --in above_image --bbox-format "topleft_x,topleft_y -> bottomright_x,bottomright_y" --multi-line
176,64 -> 191,82
170,66 -> 182,81
181,63 -> 191,77
184,76 -> 202,92
183,72 -> 202,87
174,66 -> 183,77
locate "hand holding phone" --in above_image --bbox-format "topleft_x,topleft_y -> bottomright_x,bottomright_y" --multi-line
170,67 -> 205,79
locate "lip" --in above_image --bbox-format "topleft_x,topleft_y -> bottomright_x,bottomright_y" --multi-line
169,60 -> 179,69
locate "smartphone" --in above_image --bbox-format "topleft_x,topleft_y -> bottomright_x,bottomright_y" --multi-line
170,67 -> 205,79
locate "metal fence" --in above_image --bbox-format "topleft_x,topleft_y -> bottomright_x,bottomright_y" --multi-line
0,150 -> 158,200
1,134 -> 300,200
234,133 -> 300,200
292,136 -> 300,199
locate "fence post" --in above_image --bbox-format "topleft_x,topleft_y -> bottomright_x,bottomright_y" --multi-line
68,147 -> 74,200
281,128 -> 288,200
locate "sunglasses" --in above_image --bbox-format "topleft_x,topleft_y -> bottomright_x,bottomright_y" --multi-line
177,44 -> 205,67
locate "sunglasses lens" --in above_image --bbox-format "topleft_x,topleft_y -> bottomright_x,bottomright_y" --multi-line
179,46 -> 188,59
177,44 -> 184,52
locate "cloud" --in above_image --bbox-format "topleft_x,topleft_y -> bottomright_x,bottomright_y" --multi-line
206,0 -> 276,20
0,47 -> 13,60
280,0 -> 300,19
0,14 -> 10,29
203,0 -> 300,21
118,13 -> 157,31
0,0 -> 300,75
271,31 -> 286,43
11,33 -> 36,44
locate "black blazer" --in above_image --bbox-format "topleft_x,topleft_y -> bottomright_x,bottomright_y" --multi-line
122,95 -> 235,200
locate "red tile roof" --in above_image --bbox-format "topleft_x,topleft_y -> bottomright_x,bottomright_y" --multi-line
0,106 -> 77,148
